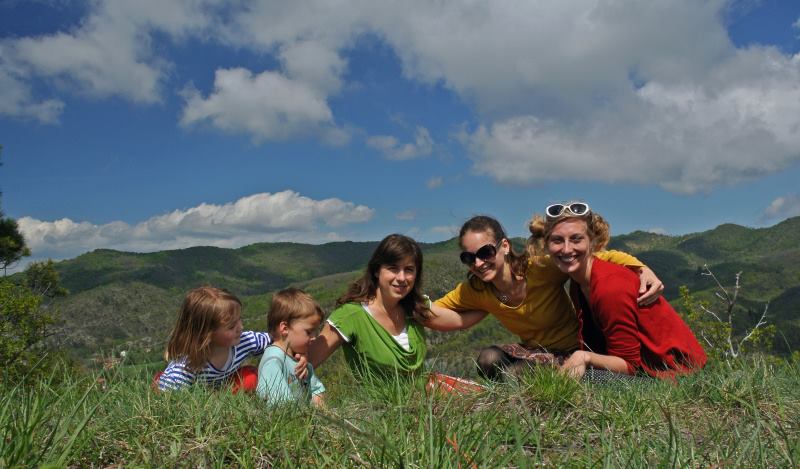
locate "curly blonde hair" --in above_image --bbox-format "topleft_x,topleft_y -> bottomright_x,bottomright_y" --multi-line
527,209 -> 611,258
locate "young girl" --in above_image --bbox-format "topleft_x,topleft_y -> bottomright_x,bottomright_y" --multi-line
528,202 -> 707,380
257,288 -> 325,406
157,286 -> 305,392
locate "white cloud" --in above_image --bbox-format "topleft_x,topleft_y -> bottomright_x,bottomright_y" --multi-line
762,194 -> 800,221
646,227 -> 669,235
220,0 -> 800,191
3,0 -> 800,193
395,210 -> 416,221
794,17 -> 800,33
18,190 -> 374,262
279,40 -> 346,95
180,67 -> 343,143
367,126 -> 433,160
0,0 -> 212,106
0,68 -> 63,122
464,48 -> 800,193
426,177 -> 443,189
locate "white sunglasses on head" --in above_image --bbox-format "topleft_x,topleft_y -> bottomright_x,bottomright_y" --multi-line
545,202 -> 590,219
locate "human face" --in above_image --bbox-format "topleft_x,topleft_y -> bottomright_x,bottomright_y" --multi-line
284,316 -> 321,355
546,218 -> 591,276
210,312 -> 243,349
460,230 -> 507,283
376,255 -> 418,303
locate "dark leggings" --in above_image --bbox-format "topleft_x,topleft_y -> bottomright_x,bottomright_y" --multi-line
477,346 -> 642,383
476,346 -> 543,381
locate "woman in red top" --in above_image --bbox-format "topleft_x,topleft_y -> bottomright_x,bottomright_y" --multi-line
528,202 -> 706,380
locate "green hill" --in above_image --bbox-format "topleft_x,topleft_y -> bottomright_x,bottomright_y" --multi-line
45,216 -> 800,365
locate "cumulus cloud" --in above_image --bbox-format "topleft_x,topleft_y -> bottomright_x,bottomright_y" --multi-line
0,0 -> 212,107
219,0 -> 800,191
464,48 -> 800,193
4,0 -> 800,191
0,68 -> 63,122
646,227 -> 669,235
18,190 -> 374,262
180,68 -> 344,143
367,126 -> 433,160
426,177 -> 443,189
762,194 -> 800,221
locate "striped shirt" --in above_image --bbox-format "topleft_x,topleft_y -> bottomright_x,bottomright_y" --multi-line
158,331 -> 270,391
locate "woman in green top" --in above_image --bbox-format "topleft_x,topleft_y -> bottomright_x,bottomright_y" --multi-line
308,234 -> 434,380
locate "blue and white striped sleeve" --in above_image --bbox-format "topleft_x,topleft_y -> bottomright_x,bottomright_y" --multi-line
237,331 -> 270,358
158,360 -> 196,391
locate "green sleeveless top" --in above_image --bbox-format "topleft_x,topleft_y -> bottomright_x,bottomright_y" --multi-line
327,302 -> 426,380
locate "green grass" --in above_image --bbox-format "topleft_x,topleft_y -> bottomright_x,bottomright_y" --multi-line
2,356 -> 798,467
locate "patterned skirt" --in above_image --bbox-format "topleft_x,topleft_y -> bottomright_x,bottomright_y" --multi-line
496,343 -> 572,366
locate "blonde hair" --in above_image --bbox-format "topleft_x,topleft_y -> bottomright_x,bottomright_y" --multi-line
527,210 -> 611,258
165,286 -> 242,371
267,287 -> 324,334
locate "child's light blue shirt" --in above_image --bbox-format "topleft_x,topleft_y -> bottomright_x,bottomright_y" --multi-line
256,345 -> 325,405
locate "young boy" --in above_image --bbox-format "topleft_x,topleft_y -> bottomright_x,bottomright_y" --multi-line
257,288 -> 326,406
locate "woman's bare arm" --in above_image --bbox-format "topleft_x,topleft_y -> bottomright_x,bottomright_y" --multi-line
308,323 -> 344,368
560,350 -> 630,379
422,304 -> 488,331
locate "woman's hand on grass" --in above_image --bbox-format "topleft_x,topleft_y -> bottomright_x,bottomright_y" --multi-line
560,351 -> 589,380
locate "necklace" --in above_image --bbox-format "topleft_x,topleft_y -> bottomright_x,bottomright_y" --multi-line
492,276 -> 526,307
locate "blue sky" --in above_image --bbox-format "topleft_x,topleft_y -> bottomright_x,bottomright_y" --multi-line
1,0 -> 800,269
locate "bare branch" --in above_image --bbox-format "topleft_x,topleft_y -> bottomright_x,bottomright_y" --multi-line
737,303 -> 770,349
699,304 -> 724,323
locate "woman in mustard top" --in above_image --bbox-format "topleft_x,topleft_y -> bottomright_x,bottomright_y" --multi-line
429,215 -> 663,380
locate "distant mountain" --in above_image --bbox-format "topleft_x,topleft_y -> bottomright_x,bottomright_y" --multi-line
57,241 -> 382,295
45,217 -> 800,365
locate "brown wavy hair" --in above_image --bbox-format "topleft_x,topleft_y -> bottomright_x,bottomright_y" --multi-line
164,286 -> 242,371
337,234 -> 431,322
527,210 -> 611,258
459,215 -> 529,290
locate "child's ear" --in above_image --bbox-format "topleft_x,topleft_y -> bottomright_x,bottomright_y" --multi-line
278,320 -> 290,337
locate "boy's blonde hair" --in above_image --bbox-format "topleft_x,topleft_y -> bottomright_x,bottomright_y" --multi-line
165,286 -> 242,371
267,287 -> 324,334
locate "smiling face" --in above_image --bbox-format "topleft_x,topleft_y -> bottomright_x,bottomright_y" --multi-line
376,255 -> 418,303
460,229 -> 508,284
546,218 -> 593,276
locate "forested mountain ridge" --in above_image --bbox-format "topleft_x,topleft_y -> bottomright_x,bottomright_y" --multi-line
44,217 -> 800,362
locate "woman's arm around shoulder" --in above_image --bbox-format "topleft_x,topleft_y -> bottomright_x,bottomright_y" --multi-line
422,304 -> 488,332
595,251 -> 664,305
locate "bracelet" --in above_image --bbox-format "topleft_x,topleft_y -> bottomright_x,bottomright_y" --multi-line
422,294 -> 432,309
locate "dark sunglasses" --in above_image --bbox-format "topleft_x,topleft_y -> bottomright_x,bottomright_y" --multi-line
545,202 -> 590,219
459,240 -> 502,266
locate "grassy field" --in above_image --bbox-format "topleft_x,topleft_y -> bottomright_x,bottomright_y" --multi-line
2,356 -> 799,468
